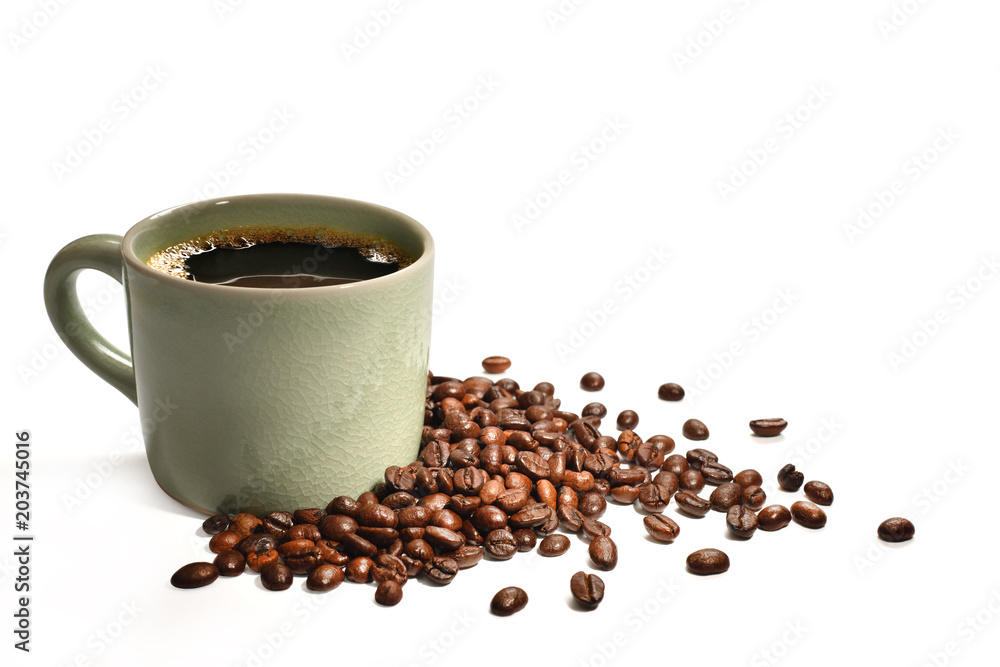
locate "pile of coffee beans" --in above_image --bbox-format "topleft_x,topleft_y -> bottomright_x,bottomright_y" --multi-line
172,361 -> 912,612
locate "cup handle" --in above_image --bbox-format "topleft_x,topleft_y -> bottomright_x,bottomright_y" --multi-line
43,234 -> 137,404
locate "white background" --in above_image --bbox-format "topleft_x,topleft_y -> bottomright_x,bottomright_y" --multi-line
3,1 -> 1000,666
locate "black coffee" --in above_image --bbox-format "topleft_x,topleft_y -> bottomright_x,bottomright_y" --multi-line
184,242 -> 399,288
146,226 -> 413,288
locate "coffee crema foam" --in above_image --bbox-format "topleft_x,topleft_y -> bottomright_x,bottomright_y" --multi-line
146,225 -> 414,280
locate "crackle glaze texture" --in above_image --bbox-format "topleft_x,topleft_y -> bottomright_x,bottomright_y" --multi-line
119,195 -> 433,514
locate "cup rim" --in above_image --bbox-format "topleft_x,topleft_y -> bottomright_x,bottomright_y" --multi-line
121,193 -> 434,294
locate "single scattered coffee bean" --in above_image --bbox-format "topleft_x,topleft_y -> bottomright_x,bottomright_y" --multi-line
582,402 -> 607,418
202,514 -> 231,535
686,448 -> 717,470
580,372 -> 605,391
171,562 -> 219,589
538,534 -> 571,557
777,464 -> 805,492
485,529 -> 518,560
617,410 -> 639,430
675,490 -> 712,517
682,419 -> 709,440
482,356 -> 511,373
726,506 -> 758,538
679,469 -> 705,493
734,469 -> 763,488
741,485 -> 766,510
306,564 -> 345,592
375,580 -> 403,606
570,571 -> 605,608
757,505 -> 792,531
213,550 -> 245,577
260,562 -> 293,591
686,548 -> 729,575
877,517 -> 915,542
588,536 -> 618,571
749,418 -> 787,437
804,481 -> 834,506
790,501 -> 827,529
513,528 -> 537,552
643,514 -> 680,542
657,383 -> 684,401
710,483 -> 743,512
700,461 -> 733,485
491,586 -> 528,616
424,556 -> 460,584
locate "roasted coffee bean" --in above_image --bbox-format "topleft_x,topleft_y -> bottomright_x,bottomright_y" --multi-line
491,586 -> 528,616
538,534 -> 571,557
284,549 -> 323,576
260,562 -> 293,591
582,518 -> 612,540
443,545 -> 484,569
482,356 -> 511,373
638,483 -> 671,513
202,514 -> 231,535
372,554 -> 408,585
583,452 -> 617,478
588,536 -> 618,571
734,469 -> 763,489
209,530 -> 242,554
741,485 -> 766,511
285,524 -> 322,543
607,467 -> 646,487
635,442 -> 665,470
657,383 -> 685,401
506,431 -> 537,453
358,503 -> 398,529
675,490 -> 712,517
245,549 -> 280,573
478,479 -> 503,505
609,485 -> 641,504
340,533 -> 378,558
757,505 -> 791,531
804,481 -> 834,506
432,509 -> 463,531
293,508 -> 326,525
777,464 -> 805,492
686,548 -> 729,575
790,501 -> 827,529
316,540 -> 348,566
326,495 -> 360,518
571,420 -> 602,450
710,483 -> 743,512
449,494 -> 481,517
382,491 -> 417,510
546,455 -> 567,486
415,468 -> 439,496
405,538 -> 435,561
582,402 -> 607,418
617,410 -> 639,430
384,539 -> 405,558
453,467 -> 488,495
570,571 -> 605,608
505,471 -> 533,492
877,517 -> 915,543
679,469 -> 705,493
686,448 -> 717,471
682,419 -> 709,441
473,506 -> 508,533
726,506 -> 758,538
424,526 -> 464,551
651,471 -> 679,495
701,461 -> 734,485
213,550 -> 245,577
643,514 -> 680,542
749,418 -> 787,437
397,506 -> 432,529
306,564 -> 345,592
664,454 -> 689,475
616,430 -> 642,462
525,405 -> 552,424
424,556 -> 460,584
320,515 -> 358,541
399,554 -> 424,577
509,503 -> 551,529
262,511 -> 294,539
357,491 -> 380,507
578,492 -> 608,518
513,528 -> 536,552
171,562 -> 219,589
229,513 -> 262,537
517,390 -> 546,410
514,452 -> 550,481
499,413 -> 531,431
646,434 -> 676,455
375,580 -> 403,606
496,488 -> 530,514
580,372 -> 605,391
485,529 -> 518,560
536,479 -> 558,509
538,509 -> 560,536
345,556 -> 375,583
235,534 -> 277,557
557,505 -> 585,532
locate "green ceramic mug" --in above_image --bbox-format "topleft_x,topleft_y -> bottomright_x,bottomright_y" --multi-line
43,194 -> 434,514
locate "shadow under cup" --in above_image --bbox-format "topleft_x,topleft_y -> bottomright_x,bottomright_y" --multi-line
123,194 -> 434,515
